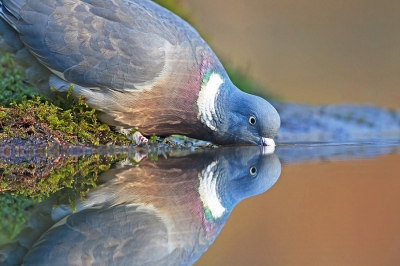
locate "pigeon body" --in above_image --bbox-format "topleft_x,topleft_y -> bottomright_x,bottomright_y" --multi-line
0,0 -> 280,145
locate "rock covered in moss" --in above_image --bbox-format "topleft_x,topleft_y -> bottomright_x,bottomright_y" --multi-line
275,103 -> 400,142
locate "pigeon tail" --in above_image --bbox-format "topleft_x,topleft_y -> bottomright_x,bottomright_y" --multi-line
0,0 -> 24,29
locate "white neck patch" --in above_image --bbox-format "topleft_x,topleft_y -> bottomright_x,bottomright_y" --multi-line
198,161 -> 226,219
197,73 -> 224,131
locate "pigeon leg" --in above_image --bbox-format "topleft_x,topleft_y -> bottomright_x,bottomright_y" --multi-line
116,128 -> 148,145
132,131 -> 148,145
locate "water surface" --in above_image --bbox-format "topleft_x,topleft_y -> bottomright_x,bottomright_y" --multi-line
197,143 -> 400,266
0,142 -> 399,265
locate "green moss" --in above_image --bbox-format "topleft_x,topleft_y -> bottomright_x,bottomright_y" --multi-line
149,134 -> 158,143
0,53 -> 38,106
0,192 -> 34,245
0,90 -> 131,146
0,154 -> 126,201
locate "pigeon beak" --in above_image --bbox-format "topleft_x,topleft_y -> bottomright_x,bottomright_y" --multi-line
261,137 -> 275,147
261,145 -> 275,154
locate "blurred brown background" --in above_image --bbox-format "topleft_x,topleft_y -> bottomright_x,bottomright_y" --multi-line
184,0 -> 400,108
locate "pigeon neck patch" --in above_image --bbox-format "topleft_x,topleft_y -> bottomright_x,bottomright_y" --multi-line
197,71 -> 224,131
198,161 -> 226,220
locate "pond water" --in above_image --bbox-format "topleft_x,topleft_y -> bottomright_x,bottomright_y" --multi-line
0,141 -> 399,265
197,143 -> 400,266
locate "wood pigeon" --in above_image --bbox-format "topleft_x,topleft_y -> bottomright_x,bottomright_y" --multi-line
0,0 -> 280,145
0,147 -> 281,265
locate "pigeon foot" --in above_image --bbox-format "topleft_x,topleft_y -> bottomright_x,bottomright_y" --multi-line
132,131 -> 148,145
117,128 -> 148,145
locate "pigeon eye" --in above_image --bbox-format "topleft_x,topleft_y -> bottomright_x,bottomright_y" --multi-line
248,116 -> 257,125
249,166 -> 257,176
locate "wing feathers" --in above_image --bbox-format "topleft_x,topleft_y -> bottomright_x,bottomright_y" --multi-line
25,0 -> 54,16
14,0 -> 196,91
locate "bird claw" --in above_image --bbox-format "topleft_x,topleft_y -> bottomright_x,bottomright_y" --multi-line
132,131 -> 148,145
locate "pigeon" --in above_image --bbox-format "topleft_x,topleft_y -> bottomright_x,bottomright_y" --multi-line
0,0 -> 280,145
1,147 -> 280,265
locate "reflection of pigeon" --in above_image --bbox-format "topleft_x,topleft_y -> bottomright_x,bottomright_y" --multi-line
2,147 -> 281,265
0,0 -> 280,145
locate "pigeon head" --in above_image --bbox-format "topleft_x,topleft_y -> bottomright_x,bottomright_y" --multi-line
198,147 -> 281,220
196,69 -> 280,146
218,147 -> 281,208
